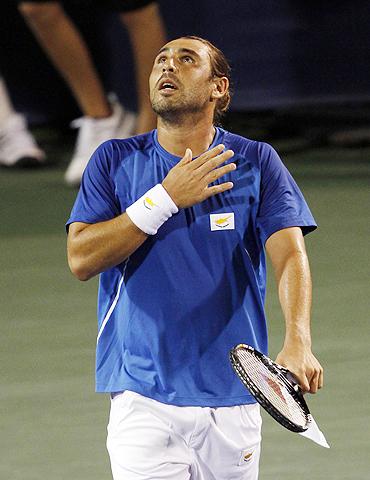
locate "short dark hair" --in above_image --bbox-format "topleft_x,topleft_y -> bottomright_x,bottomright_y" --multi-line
181,36 -> 232,124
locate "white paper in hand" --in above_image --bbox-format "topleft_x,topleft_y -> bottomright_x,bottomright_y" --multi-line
299,415 -> 330,448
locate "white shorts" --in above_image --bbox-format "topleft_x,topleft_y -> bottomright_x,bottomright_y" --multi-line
107,390 -> 262,480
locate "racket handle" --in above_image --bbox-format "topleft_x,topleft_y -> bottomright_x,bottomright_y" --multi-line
280,367 -> 301,393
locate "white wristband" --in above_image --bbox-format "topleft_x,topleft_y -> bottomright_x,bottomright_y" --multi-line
126,184 -> 178,235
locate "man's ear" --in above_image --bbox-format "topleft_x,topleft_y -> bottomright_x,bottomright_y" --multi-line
210,76 -> 229,100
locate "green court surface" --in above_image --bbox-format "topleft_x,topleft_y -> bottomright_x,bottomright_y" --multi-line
1,129 -> 369,479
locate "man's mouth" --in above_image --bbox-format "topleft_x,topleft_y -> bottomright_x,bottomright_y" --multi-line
158,78 -> 179,91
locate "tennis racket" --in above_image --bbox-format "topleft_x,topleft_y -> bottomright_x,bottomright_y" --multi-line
230,344 -> 312,433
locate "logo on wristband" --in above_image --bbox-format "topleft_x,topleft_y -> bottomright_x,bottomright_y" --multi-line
143,196 -> 159,210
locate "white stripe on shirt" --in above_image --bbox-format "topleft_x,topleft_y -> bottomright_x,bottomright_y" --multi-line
97,260 -> 128,344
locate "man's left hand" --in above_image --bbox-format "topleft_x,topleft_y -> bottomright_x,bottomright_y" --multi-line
275,344 -> 324,394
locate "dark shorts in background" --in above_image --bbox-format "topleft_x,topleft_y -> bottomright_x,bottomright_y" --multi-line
15,0 -> 155,13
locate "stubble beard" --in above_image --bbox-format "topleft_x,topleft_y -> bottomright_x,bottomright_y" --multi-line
151,91 -> 210,125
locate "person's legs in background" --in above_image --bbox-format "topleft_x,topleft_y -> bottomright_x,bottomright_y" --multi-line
18,0 -> 135,185
118,1 -> 166,134
18,1 -> 166,185
0,76 -> 45,167
18,1 -> 113,119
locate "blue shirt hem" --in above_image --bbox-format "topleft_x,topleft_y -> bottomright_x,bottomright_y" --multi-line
96,383 -> 257,407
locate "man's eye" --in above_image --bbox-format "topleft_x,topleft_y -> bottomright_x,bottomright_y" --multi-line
157,56 -> 166,64
182,56 -> 194,63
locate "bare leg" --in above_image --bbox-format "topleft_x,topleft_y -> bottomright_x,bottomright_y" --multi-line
121,2 -> 166,133
0,77 -> 15,126
18,1 -> 111,118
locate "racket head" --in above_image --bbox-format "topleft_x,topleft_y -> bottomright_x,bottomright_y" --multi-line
230,344 -> 311,433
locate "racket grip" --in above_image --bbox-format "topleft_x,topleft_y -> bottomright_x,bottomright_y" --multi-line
281,368 -> 301,393
286,372 -> 300,390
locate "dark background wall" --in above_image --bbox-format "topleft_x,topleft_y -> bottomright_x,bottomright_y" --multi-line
1,0 -> 369,124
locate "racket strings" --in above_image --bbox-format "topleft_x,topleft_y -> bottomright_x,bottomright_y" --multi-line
235,350 -> 307,428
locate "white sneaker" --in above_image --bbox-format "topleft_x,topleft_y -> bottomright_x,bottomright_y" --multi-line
64,100 -> 136,186
0,113 -> 46,167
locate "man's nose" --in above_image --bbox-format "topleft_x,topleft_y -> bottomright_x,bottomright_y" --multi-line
162,58 -> 177,73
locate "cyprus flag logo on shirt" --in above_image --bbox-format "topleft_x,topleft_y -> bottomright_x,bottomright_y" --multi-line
210,213 -> 235,231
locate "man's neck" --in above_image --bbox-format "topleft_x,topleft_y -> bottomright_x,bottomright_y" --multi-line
156,114 -> 217,158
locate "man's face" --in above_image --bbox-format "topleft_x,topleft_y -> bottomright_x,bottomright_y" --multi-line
149,38 -> 215,120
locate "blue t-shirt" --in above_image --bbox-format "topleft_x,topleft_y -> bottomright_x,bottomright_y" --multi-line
67,128 -> 316,407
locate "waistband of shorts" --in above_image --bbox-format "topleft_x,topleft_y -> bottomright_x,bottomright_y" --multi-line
110,391 -> 124,399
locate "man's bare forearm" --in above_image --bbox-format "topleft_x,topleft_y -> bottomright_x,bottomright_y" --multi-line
67,214 -> 148,281
266,227 -> 323,393
277,248 -> 312,348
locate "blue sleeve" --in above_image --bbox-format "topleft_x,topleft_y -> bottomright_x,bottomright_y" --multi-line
256,142 -> 317,244
66,141 -> 120,230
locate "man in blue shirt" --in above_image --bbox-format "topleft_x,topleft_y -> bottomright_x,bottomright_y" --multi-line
67,36 -> 323,480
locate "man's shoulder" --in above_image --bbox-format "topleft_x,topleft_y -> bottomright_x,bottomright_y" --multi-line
99,130 -> 155,154
220,128 -> 259,153
220,129 -> 278,163
90,131 -> 156,173
220,128 -> 267,168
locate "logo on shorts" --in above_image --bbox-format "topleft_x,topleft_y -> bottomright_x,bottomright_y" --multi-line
239,449 -> 254,465
243,452 -> 253,463
143,196 -> 158,210
210,213 -> 235,231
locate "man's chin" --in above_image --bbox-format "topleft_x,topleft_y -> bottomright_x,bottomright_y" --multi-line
151,96 -> 209,124
151,102 -> 184,121
152,98 -> 177,113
